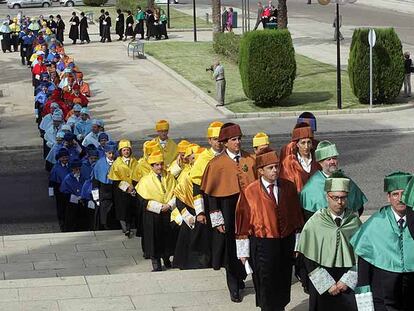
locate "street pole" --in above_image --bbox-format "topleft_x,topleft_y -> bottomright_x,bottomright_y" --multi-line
193,0 -> 197,41
167,0 -> 170,28
247,0 -> 250,31
369,36 -> 373,108
336,3 -> 342,109
241,0 -> 245,34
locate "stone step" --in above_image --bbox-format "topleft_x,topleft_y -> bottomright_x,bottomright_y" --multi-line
0,270 -> 308,310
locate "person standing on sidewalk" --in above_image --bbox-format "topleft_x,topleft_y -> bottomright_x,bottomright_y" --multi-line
134,7 -> 145,40
124,11 -> 134,41
226,8 -> 234,32
56,15 -> 65,44
201,123 -> 257,303
98,9 -> 105,40
253,2 -> 264,30
404,51 -> 412,97
79,12 -> 90,44
68,12 -> 79,44
115,9 -> 125,41
212,60 -> 226,107
101,11 -> 112,43
333,13 -> 344,41
235,147 -> 304,311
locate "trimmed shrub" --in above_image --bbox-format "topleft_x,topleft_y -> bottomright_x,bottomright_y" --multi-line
82,0 -> 108,6
213,32 -> 241,64
116,0 -> 146,11
239,30 -> 296,106
348,28 -> 404,104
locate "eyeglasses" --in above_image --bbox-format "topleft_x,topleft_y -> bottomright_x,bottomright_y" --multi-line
328,194 -> 348,202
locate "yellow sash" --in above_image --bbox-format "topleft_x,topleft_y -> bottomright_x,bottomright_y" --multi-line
107,156 -> 140,184
135,170 -> 176,203
174,168 -> 194,209
152,137 -> 178,167
190,148 -> 215,186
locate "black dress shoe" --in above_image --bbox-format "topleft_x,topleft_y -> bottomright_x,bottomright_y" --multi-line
230,291 -> 241,303
163,258 -> 172,269
151,259 -> 162,272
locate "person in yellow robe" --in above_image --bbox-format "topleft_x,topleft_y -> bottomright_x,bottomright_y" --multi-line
107,139 -> 140,237
252,132 -> 270,155
168,139 -> 191,178
151,120 -> 177,167
134,140 -> 161,182
190,121 -> 224,219
135,150 -> 177,272
173,145 -> 214,269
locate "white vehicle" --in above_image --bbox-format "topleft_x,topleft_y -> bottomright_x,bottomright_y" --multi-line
154,0 -> 178,4
7,0 -> 51,8
60,0 -> 83,7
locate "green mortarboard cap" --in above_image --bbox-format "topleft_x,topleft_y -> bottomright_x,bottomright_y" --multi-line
324,170 -> 350,192
315,140 -> 339,162
402,177 -> 414,207
384,171 -> 412,193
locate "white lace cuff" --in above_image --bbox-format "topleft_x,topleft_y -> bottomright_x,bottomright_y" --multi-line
193,196 -> 204,215
294,233 -> 300,252
147,200 -> 162,214
309,267 -> 336,295
340,267 -> 358,290
169,162 -> 182,178
210,210 -> 225,228
167,197 -> 176,210
236,239 -> 250,258
355,286 -> 374,311
91,189 -> 99,201
181,208 -> 195,229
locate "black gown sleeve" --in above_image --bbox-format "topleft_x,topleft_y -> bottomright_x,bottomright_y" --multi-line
356,257 -> 372,287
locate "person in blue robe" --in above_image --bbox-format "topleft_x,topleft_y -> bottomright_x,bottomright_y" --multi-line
49,148 -> 70,231
80,149 -> 99,184
60,159 -> 89,232
74,107 -> 92,141
62,132 -> 82,162
45,131 -> 65,168
92,142 -> 117,229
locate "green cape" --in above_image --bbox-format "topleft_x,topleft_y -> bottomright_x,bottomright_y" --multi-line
300,170 -> 368,213
298,208 -> 361,268
135,11 -> 145,21
350,205 -> 414,273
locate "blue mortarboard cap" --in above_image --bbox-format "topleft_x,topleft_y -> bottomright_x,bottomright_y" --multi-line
86,144 -> 97,151
69,159 -> 82,169
52,111 -> 63,121
55,147 -> 69,161
104,141 -> 117,153
98,132 -> 109,141
63,132 -> 76,141
73,104 -> 82,112
56,131 -> 65,139
51,102 -> 60,109
80,107 -> 89,115
50,44 -> 56,49
88,149 -> 99,157
63,68 -> 72,74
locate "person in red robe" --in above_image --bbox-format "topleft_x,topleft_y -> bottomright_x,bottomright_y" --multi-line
63,84 -> 88,107
236,147 -> 304,311
42,89 -> 69,118
32,55 -> 47,89
76,72 -> 91,97
279,122 -> 320,192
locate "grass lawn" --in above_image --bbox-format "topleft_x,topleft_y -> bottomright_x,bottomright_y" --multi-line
82,5 -> 210,30
145,41 -> 405,112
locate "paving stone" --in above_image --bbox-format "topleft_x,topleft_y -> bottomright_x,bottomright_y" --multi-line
106,263 -> 151,275
0,247 -> 29,256
157,275 -> 227,293
3,239 -> 51,249
76,242 -> 126,252
56,250 -> 106,260
0,288 -> 19,302
58,296 -> 135,311
0,262 -> 34,273
0,276 -> 86,289
122,239 -> 140,249
104,248 -> 142,258
4,270 -> 58,280
88,280 -> 162,297
34,259 -> 85,270
6,252 -> 57,263
84,256 -> 137,268
50,237 -> 99,245
0,300 -> 59,311
28,244 -> 77,254
55,267 -> 109,277
18,285 -> 92,301
2,232 -> 94,241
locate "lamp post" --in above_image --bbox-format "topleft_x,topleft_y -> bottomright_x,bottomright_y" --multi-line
319,0 -> 357,110
193,0 -> 197,42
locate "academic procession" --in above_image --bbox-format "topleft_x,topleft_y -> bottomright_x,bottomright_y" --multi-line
4,10 -> 414,311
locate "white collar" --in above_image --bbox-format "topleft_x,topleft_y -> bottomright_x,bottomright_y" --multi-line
321,170 -> 330,178
297,152 -> 312,163
330,211 -> 345,221
106,157 -> 113,165
391,208 -> 407,225
122,157 -> 130,164
261,177 -> 277,188
226,149 -> 241,160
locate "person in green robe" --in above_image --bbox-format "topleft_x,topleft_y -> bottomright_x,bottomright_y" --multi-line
350,171 -> 414,311
134,7 -> 145,39
296,172 -> 361,311
300,140 -> 367,220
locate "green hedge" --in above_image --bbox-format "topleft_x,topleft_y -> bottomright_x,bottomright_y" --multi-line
213,32 -> 241,64
116,0 -> 147,11
239,30 -> 296,106
348,28 -> 404,104
83,0 -> 108,6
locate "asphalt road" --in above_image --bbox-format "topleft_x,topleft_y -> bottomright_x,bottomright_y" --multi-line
1,131 -> 413,235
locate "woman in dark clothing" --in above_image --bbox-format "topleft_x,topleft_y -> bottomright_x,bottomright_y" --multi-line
98,9 -> 105,40
79,12 -> 90,44
56,15 -> 65,44
68,12 -> 79,44
145,9 -> 155,40
124,11 -> 134,41
115,9 -> 125,41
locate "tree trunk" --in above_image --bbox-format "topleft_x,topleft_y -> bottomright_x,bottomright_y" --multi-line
147,0 -> 155,10
277,0 -> 288,29
212,0 -> 222,38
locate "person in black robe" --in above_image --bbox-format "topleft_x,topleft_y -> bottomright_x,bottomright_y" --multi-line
68,12 -> 79,44
134,7 -> 145,39
124,11 -> 134,41
56,15 -> 65,44
115,9 -> 124,41
145,9 -> 155,40
98,9 -> 105,39
101,12 -> 112,43
48,15 -> 57,34
79,12 -> 90,44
